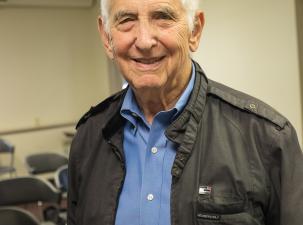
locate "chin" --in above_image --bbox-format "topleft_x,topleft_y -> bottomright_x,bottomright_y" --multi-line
131,76 -> 164,90
132,81 -> 162,91
134,83 -> 161,90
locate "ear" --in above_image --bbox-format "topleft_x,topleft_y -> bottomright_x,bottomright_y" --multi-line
98,16 -> 114,59
189,11 -> 205,52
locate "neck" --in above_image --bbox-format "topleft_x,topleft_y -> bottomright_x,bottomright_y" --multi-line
133,64 -> 193,124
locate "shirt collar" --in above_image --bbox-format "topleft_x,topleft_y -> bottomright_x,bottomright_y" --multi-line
120,62 -> 196,126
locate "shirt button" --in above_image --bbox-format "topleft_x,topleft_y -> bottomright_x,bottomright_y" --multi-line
151,147 -> 158,154
147,194 -> 154,201
131,112 -> 138,117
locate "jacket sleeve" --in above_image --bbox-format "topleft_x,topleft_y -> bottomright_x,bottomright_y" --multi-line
67,132 -> 80,225
268,122 -> 303,225
280,123 -> 303,225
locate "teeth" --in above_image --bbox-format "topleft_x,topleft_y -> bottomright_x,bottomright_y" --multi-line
134,57 -> 163,64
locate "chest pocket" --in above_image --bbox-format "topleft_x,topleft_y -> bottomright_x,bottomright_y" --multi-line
196,194 -> 260,225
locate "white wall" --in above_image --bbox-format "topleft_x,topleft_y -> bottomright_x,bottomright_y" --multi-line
195,0 -> 302,145
0,4 -> 108,130
0,2 -> 110,175
297,0 -> 303,129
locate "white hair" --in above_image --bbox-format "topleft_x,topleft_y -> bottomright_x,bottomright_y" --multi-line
100,0 -> 199,32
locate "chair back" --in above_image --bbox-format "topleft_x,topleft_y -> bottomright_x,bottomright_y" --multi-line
0,139 -> 16,177
26,153 -> 68,175
0,177 -> 60,206
0,207 -> 40,225
54,165 -> 68,192
0,139 -> 14,153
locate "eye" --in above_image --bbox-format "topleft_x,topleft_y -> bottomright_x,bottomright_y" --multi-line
116,16 -> 136,31
120,17 -> 135,24
154,12 -> 174,20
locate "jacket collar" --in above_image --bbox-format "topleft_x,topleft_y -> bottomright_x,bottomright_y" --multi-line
165,60 -> 208,178
103,60 -> 209,173
165,61 -> 208,144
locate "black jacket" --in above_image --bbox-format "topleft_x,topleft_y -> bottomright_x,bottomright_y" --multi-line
68,61 -> 303,225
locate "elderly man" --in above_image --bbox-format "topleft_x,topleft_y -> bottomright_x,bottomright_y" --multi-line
67,0 -> 303,225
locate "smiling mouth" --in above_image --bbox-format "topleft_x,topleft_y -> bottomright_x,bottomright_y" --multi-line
132,56 -> 165,64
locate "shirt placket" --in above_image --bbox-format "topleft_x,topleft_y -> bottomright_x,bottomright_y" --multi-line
140,119 -> 167,225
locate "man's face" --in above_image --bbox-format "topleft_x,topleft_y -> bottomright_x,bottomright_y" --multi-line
99,0 -> 203,92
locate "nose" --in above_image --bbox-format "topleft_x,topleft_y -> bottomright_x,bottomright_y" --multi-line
135,21 -> 157,51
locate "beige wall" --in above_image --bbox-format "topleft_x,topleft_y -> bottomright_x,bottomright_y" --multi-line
0,2 -> 110,175
1,0 -> 302,177
195,0 -> 302,145
297,0 -> 303,140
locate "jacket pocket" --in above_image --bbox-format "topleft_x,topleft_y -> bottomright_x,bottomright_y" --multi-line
197,212 -> 260,225
196,195 -> 259,225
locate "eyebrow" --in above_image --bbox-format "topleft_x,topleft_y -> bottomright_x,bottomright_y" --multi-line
152,7 -> 179,19
112,7 -> 179,23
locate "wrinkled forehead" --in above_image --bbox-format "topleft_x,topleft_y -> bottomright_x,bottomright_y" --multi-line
107,0 -> 185,16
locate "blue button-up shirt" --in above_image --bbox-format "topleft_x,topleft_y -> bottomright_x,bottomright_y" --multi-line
116,64 -> 195,225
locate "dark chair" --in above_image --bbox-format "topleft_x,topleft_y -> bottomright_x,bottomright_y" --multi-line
0,139 -> 16,177
0,207 -> 40,225
0,177 -> 61,206
54,165 -> 68,193
25,153 -> 68,175
0,177 -> 61,222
